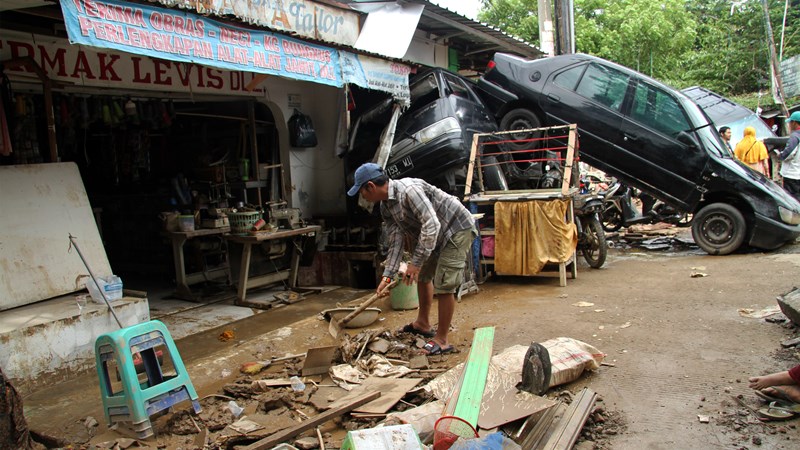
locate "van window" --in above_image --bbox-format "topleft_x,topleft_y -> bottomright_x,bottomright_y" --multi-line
442,73 -> 474,101
553,64 -> 585,90
407,73 -> 441,116
630,81 -> 690,137
575,63 -> 630,111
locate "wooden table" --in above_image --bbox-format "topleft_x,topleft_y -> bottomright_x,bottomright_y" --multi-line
162,227 -> 231,301
225,225 -> 321,305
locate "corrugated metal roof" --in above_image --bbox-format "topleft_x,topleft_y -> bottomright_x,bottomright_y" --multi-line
411,0 -> 542,69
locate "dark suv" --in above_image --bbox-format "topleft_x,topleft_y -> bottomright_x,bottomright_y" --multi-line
476,52 -> 800,255
347,68 -> 559,195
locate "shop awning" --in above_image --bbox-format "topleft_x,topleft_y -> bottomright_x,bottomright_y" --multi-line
59,0 -> 410,102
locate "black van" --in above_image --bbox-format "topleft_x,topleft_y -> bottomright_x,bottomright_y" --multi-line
347,68 -> 560,195
476,53 -> 800,255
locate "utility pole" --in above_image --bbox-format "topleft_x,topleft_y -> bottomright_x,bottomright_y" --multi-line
552,0 -> 575,55
538,0 -> 555,57
761,0 -> 790,131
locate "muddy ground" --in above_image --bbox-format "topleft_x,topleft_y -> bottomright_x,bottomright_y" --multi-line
21,230 -> 800,449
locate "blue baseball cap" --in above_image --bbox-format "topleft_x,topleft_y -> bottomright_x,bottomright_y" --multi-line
789,111 -> 800,123
347,162 -> 384,196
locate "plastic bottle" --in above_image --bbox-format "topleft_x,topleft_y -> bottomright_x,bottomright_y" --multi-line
289,376 -> 305,392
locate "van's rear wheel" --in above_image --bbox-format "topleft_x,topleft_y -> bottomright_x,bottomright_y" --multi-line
500,108 -> 542,153
691,203 -> 746,255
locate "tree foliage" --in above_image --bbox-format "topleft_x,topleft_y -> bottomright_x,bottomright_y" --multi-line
478,0 -> 800,99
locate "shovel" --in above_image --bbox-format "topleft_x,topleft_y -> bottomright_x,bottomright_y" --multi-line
328,280 -> 398,339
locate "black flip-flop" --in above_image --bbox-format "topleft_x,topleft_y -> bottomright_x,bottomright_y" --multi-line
422,340 -> 455,356
401,323 -> 435,338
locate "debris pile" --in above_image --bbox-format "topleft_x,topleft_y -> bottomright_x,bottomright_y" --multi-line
88,329 -> 618,450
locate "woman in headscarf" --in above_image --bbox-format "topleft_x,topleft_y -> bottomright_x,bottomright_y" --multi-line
734,126 -> 770,176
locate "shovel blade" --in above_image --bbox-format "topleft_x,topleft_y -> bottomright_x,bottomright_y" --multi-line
328,317 -> 342,339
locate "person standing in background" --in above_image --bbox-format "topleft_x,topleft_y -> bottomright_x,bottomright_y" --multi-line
775,112 -> 800,201
734,127 -> 770,176
719,126 -> 733,153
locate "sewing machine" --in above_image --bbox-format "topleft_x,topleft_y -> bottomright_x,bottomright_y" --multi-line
269,203 -> 302,229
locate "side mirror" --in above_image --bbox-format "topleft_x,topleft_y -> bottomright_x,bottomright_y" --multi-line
677,131 -> 700,149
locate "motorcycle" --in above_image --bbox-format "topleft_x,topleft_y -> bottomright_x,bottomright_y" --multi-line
600,181 -> 691,232
574,178 -> 607,269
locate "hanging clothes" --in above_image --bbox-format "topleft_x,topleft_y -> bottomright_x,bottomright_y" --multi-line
734,126 -> 769,175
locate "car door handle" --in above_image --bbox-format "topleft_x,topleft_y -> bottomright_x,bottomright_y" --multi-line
546,93 -> 560,102
623,133 -> 639,142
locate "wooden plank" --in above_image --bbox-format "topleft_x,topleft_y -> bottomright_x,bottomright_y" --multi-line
452,327 -> 495,428
538,388 -> 596,450
561,124 -> 577,196
326,377 -> 423,414
464,133 -> 481,200
515,402 -> 561,449
242,391 -> 380,450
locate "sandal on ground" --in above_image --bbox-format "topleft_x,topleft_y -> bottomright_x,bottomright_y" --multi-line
762,386 -> 798,404
755,390 -> 795,406
401,323 -> 435,338
757,402 -> 799,421
422,340 -> 455,356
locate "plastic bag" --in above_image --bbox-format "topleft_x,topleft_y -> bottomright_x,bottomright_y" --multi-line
85,275 -> 123,303
288,109 -> 317,147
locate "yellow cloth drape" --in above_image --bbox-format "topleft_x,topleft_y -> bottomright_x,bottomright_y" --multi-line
734,126 -> 768,165
493,199 -> 578,276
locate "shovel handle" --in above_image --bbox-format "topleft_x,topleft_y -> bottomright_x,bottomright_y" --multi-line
337,280 -> 398,327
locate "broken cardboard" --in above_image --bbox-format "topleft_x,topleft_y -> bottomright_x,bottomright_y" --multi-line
326,376 -> 423,414
302,346 -> 337,376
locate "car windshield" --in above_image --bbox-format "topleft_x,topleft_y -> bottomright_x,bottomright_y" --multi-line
724,114 -> 776,149
678,95 -> 729,158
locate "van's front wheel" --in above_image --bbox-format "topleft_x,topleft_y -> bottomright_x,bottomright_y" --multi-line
691,203 -> 746,255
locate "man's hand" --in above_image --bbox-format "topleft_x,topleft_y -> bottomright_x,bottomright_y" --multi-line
403,264 -> 420,285
377,277 -> 392,297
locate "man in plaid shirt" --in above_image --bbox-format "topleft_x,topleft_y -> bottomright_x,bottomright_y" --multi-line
348,163 -> 476,355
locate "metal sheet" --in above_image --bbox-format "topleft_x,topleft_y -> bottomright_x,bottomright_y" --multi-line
0,163 -> 112,310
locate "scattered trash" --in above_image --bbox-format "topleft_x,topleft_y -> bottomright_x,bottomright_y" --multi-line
738,306 -> 781,319
218,330 -> 235,341
229,417 -> 264,434
594,309 -> 605,312
690,272 -> 708,278
619,322 -> 631,329
690,266 -> 706,271
290,376 -> 306,392
221,368 -> 232,378
227,400 -> 244,418
572,301 -> 595,307
341,424 -> 424,450
697,415 -> 710,423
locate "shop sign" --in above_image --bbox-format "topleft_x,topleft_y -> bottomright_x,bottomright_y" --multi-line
151,0 -> 360,47
340,51 -> 411,105
60,0 -> 342,87
0,29 -> 270,96
781,54 -> 800,99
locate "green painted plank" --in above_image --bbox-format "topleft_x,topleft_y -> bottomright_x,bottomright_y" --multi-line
452,326 -> 494,428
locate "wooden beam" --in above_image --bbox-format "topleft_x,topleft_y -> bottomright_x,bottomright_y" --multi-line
452,326 -> 495,428
539,388 -> 596,450
242,391 -> 381,450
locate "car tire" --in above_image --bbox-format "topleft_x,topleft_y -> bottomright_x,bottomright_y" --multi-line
500,108 -> 542,152
481,156 -> 509,191
691,203 -> 746,255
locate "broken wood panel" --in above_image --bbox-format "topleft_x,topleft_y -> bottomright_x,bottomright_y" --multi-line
326,377 -> 423,414
516,402 -> 562,449
302,346 -> 337,376
241,391 -> 380,450
538,388 -> 596,450
453,326 -> 495,428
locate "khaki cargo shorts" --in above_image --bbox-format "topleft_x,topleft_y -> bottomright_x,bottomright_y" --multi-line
419,227 -> 477,294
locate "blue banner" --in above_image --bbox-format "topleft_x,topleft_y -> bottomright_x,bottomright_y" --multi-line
60,0 -> 342,87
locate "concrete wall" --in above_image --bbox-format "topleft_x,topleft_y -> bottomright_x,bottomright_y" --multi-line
256,78 -> 347,218
0,295 -> 150,395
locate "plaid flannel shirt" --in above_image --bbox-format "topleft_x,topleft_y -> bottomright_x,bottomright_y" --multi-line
380,178 -> 474,277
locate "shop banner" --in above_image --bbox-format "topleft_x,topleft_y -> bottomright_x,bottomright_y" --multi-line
151,0 -> 361,47
60,0 -> 342,87
340,51 -> 411,105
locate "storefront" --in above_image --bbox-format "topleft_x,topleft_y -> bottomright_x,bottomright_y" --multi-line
0,0 -> 415,294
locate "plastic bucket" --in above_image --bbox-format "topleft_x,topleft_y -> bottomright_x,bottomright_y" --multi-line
390,281 -> 419,310
178,215 -> 195,232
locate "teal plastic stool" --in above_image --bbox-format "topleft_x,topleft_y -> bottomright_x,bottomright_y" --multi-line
94,320 -> 201,439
